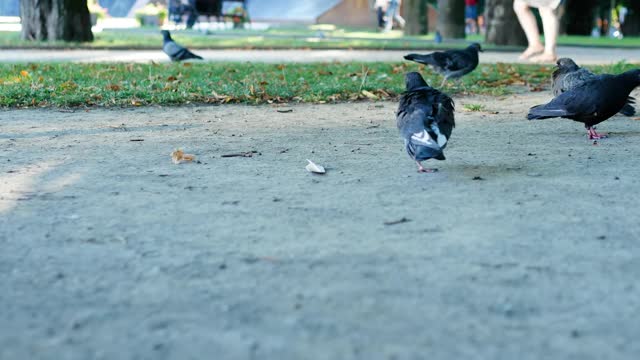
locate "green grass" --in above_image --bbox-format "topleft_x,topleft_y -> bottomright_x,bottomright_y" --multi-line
463,103 -> 486,111
0,61 -> 636,108
0,29 -> 467,51
556,34 -> 640,47
2,25 -> 638,50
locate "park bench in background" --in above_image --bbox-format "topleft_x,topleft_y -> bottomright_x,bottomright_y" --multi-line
168,0 -> 250,28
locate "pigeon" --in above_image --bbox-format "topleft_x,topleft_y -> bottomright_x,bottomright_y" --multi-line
552,58 -> 635,116
403,43 -> 482,87
396,72 -> 455,172
528,68 -> 640,140
161,30 -> 203,62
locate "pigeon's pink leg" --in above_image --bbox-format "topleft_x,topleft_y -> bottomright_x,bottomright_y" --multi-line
416,161 -> 438,173
587,127 -> 608,140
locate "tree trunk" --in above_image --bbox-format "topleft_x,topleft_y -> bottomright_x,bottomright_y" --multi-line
562,0 -> 597,35
436,0 -> 465,38
484,0 -> 527,46
621,1 -> 640,36
405,0 -> 429,35
20,0 -> 93,42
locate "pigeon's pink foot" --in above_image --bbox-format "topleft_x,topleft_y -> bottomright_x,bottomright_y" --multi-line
416,162 -> 438,173
587,127 -> 608,140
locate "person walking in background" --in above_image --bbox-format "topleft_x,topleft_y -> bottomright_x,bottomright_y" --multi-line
513,0 -> 561,63
384,0 -> 405,32
374,0 -> 388,30
465,0 -> 479,34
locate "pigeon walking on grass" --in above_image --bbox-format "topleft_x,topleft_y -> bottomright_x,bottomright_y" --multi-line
397,72 -> 455,173
161,30 -> 203,62
528,69 -> 640,140
404,43 -> 482,87
552,58 -> 635,116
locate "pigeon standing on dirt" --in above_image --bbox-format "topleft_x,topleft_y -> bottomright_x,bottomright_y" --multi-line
161,30 -> 203,62
528,68 -> 640,140
396,72 -> 455,172
403,43 -> 482,87
552,58 -> 635,116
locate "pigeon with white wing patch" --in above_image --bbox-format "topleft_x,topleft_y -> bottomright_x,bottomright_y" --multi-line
396,72 -> 455,173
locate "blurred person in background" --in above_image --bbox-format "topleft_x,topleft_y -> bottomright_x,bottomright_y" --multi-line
465,0 -> 479,34
384,0 -> 405,32
374,0 -> 388,29
513,0 -> 561,63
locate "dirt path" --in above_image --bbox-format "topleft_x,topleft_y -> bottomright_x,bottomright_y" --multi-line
2,94 -> 640,359
2,46 -> 639,64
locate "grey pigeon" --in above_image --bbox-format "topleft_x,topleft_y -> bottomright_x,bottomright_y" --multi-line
528,69 -> 640,140
397,72 -> 455,172
552,58 -> 635,116
404,43 -> 482,87
161,30 -> 203,62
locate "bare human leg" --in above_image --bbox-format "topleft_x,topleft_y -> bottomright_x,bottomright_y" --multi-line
531,6 -> 559,63
513,0 -> 544,60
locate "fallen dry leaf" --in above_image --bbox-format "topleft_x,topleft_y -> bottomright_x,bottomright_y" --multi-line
361,90 -> 378,100
171,148 -> 196,164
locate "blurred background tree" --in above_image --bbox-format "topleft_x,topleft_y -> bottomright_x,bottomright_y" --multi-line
485,0 -> 527,45
20,0 -> 93,42
405,0 -> 430,35
620,0 -> 640,36
437,0 -> 465,38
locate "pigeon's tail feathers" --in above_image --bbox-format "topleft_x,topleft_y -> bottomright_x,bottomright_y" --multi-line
405,130 -> 444,161
409,143 -> 445,161
527,104 -> 571,120
404,53 -> 436,66
619,97 -> 636,116
176,49 -> 203,61
620,103 -> 636,116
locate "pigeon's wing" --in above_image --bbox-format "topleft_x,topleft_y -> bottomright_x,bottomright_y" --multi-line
551,68 -> 567,96
528,83 -> 599,120
561,68 -> 597,93
398,93 -> 438,141
430,52 -> 456,70
397,93 -> 434,135
163,41 -> 184,58
432,93 -> 455,145
447,50 -> 473,71
174,48 -> 203,61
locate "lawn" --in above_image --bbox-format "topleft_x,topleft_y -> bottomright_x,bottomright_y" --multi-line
1,61 -> 636,108
1,24 -> 639,50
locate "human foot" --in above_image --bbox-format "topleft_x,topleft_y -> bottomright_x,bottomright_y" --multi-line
530,52 -> 558,63
518,45 -> 544,60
